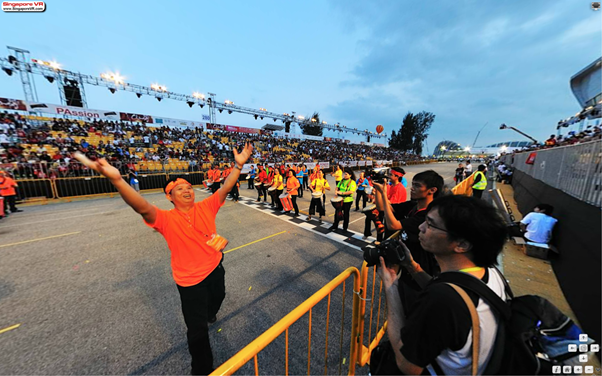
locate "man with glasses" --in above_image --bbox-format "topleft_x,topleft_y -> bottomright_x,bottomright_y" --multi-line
375,195 -> 508,375
373,170 -> 443,282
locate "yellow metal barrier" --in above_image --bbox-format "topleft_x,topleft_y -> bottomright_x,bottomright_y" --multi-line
451,172 -> 475,195
211,267 -> 361,376
356,261 -> 387,367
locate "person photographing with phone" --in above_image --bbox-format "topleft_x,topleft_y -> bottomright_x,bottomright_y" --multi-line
74,142 -> 253,376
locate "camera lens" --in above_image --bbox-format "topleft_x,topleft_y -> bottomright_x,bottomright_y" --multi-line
362,245 -> 381,267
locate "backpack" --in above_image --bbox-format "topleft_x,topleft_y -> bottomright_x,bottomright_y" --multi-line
435,269 -> 596,375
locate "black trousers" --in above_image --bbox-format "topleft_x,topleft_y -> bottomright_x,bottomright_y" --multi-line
473,189 -> 484,199
229,185 -> 239,201
297,181 -> 303,198
309,197 -> 324,217
276,189 -> 284,210
364,210 -> 384,242
210,181 -> 220,194
290,195 -> 299,215
303,176 -> 308,190
176,260 -> 226,375
247,178 -> 254,189
258,186 -> 267,201
355,190 -> 367,210
333,201 -> 352,230
3,195 -> 17,213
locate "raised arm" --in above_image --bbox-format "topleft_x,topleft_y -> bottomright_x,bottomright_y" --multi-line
373,181 -> 402,231
73,153 -> 157,224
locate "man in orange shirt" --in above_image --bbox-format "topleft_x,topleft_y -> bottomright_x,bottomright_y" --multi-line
0,171 -> 21,214
74,143 -> 253,375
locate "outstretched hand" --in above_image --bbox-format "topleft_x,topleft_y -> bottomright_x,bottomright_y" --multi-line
73,152 -> 122,182
233,142 -> 254,167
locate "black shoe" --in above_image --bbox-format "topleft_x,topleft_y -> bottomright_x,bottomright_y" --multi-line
13,209 -> 23,213
257,199 -> 261,202
328,226 -> 337,231
208,315 -> 217,324
343,227 -> 348,231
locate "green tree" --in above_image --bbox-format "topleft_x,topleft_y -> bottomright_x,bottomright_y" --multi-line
389,111 -> 435,154
300,112 -> 324,137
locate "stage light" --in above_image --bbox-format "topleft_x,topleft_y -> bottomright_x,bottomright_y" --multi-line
219,109 -> 223,113
224,100 -> 233,105
322,121 -> 327,124
298,116 -> 305,120
48,60 -> 61,70
136,93 -> 142,98
44,75 -> 54,83
187,101 -> 194,108
254,115 -> 258,120
199,103 -> 204,108
8,55 -> 17,64
2,67 -> 12,76
192,92 -> 204,99
260,107 -> 267,111
273,118 -> 277,122
228,110 -> 232,114
311,118 -> 317,122
260,116 -> 263,120
151,83 -> 167,92
109,88 -> 116,94
156,97 -> 162,102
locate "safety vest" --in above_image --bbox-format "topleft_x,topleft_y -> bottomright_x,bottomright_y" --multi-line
337,179 -> 357,203
473,171 -> 487,190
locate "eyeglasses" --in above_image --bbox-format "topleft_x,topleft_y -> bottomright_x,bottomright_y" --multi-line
424,217 -> 450,233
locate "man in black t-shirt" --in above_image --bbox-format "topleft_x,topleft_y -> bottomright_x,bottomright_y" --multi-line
373,170 -> 443,281
375,195 -> 508,375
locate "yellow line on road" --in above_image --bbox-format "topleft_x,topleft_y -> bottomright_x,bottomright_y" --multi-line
0,323 -> 21,335
0,232 -> 81,248
224,230 -> 288,254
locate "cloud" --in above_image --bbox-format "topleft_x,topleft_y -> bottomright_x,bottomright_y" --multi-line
326,0 -> 601,148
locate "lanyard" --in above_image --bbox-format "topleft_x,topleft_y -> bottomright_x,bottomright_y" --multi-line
459,266 -> 484,273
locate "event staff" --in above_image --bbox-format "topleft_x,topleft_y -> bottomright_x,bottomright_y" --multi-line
286,170 -> 301,216
308,170 -> 330,221
256,165 -> 267,202
296,164 -> 304,198
472,164 -> 488,199
73,143 -> 254,375
248,165 -> 256,189
0,171 -> 21,215
355,171 -> 369,211
330,167 -> 357,232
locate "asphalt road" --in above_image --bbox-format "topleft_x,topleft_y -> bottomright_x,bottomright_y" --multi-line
0,162 -> 460,375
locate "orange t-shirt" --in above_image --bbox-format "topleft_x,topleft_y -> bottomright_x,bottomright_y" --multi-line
144,192 -> 224,287
0,177 -> 17,196
286,176 -> 300,196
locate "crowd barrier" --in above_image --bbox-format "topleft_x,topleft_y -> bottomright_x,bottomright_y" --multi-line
211,262 -> 386,375
501,139 -> 601,208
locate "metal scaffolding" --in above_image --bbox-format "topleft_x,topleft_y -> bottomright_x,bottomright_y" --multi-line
0,45 -> 386,140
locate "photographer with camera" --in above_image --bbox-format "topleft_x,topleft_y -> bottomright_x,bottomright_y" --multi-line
73,143 -> 254,375
369,195 -> 508,375
373,170 -> 443,281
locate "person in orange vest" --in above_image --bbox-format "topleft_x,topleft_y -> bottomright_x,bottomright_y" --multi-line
0,171 -> 22,215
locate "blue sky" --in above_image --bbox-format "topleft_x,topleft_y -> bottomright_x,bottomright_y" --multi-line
0,0 -> 600,153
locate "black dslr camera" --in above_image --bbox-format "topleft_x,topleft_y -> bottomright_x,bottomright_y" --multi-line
362,236 -> 406,267
366,167 -> 389,184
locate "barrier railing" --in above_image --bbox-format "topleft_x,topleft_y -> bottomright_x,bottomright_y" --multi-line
211,267 -> 361,376
356,262 -> 388,367
503,139 -> 601,207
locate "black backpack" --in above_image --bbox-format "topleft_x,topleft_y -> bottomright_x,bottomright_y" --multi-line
435,269 -> 594,375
